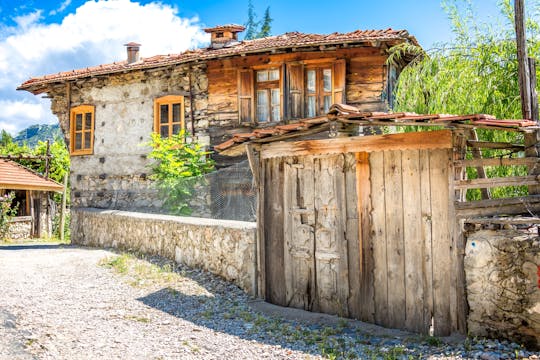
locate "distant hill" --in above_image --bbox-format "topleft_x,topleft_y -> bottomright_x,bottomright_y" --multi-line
13,124 -> 63,147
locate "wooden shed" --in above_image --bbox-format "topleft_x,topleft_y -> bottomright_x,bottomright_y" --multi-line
217,104 -> 540,336
0,160 -> 64,239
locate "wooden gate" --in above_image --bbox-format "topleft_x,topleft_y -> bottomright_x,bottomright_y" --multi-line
257,130 -> 465,335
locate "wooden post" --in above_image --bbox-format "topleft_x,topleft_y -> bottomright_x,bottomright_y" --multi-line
59,172 -> 68,243
515,0 -> 532,120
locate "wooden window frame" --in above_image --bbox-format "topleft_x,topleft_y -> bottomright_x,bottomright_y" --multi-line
254,67 -> 282,124
153,95 -> 185,138
305,63 -> 334,117
69,105 -> 95,156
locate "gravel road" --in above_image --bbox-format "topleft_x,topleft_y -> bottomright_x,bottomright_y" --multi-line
0,243 -> 538,360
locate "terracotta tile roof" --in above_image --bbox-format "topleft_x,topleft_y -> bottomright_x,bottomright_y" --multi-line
0,160 -> 64,192
214,104 -> 539,155
18,28 -> 416,92
204,24 -> 245,33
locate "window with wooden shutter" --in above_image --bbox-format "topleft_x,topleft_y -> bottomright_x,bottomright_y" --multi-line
255,68 -> 281,123
238,69 -> 254,124
304,64 -> 334,117
154,95 -> 184,138
70,105 -> 94,155
332,59 -> 346,105
286,63 -> 304,120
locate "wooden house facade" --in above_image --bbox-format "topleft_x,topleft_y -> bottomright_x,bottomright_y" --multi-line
17,25 -> 417,213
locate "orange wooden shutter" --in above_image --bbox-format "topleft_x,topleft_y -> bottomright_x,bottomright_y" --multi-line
332,59 -> 346,104
238,69 -> 254,123
286,63 -> 304,120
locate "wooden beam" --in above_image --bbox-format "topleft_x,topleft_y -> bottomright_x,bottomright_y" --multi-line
515,0 -> 532,120
454,157 -> 540,167
456,195 -> 540,217
466,140 -> 524,150
261,130 -> 453,159
468,130 -> 491,199
454,175 -> 540,190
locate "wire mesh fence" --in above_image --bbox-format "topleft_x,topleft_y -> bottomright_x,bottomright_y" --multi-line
154,160 -> 257,222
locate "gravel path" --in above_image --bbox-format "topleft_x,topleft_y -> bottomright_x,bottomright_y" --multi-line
0,243 -> 539,360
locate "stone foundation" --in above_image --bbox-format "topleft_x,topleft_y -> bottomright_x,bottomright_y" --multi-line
71,208 -> 257,295
464,221 -> 540,349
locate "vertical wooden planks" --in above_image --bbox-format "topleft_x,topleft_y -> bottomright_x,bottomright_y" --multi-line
346,153 -> 362,319
429,148 -> 453,336
401,149 -> 425,332
370,150 -> 388,327
313,155 -> 349,316
419,149 -> 434,333
383,150 -> 406,329
355,152 -> 375,322
264,157 -> 286,306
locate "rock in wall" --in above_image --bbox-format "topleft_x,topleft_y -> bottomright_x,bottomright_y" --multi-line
465,227 -> 540,349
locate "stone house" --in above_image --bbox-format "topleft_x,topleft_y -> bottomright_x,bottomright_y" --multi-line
17,25 -> 417,215
0,159 -> 64,239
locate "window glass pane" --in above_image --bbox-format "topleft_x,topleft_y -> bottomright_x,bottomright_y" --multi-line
268,69 -> 279,81
323,69 -> 332,92
256,71 -> 268,82
271,88 -> 280,106
75,114 -> 83,131
324,95 -> 332,113
160,125 -> 169,138
307,96 -> 316,118
75,133 -> 82,150
84,132 -> 91,149
84,112 -> 92,129
307,70 -> 316,93
172,124 -> 181,135
257,90 -> 269,122
172,103 -> 181,123
160,104 -> 169,124
272,105 -> 280,122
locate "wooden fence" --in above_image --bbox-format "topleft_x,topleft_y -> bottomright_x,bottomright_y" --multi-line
256,130 -> 467,335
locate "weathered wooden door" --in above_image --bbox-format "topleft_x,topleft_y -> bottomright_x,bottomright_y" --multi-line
260,130 -> 462,335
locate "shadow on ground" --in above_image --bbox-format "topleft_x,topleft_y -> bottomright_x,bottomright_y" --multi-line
0,243 -> 67,251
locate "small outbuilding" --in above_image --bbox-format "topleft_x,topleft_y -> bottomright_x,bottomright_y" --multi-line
0,159 -> 64,239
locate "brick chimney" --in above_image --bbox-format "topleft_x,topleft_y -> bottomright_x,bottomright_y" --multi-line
124,42 -> 141,64
204,24 -> 245,49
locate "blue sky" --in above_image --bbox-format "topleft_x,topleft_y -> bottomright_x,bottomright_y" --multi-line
0,0 -> 507,134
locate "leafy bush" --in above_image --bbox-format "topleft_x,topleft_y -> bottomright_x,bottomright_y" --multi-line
0,192 -> 18,240
146,131 -> 215,215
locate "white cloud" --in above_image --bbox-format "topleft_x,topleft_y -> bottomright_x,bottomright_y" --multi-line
0,0 -> 209,134
50,0 -> 72,16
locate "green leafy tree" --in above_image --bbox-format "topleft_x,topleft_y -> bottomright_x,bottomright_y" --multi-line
257,7 -> 272,38
0,192 -> 18,241
244,0 -> 260,40
389,0 -> 540,200
147,131 -> 215,215
0,130 -> 13,148
244,1 -> 272,40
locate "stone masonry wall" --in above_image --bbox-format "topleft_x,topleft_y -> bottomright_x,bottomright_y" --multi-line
464,223 -> 540,349
47,64 -> 208,212
71,208 -> 257,295
7,217 -> 31,239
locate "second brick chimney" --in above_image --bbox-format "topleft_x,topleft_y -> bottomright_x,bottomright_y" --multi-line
124,42 -> 141,64
204,24 -> 245,49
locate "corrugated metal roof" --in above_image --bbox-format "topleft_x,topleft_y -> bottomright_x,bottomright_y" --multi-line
18,28 -> 416,92
0,160 -> 64,192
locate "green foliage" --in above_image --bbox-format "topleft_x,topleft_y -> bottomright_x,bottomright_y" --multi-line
244,0 -> 272,40
257,7 -> 272,38
0,192 -> 18,240
390,0 -> 540,199
146,131 -> 214,215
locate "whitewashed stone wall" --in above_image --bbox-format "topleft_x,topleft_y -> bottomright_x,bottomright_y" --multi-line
47,64 -> 209,212
465,223 -> 540,349
71,208 -> 257,295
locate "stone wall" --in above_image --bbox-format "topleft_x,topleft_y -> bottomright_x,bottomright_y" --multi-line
71,208 -> 257,295
47,64 -> 209,212
464,221 -> 540,349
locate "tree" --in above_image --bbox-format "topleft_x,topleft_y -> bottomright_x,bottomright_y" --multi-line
244,1 -> 272,40
257,7 -> 272,38
244,0 -> 259,40
0,130 -> 13,148
388,0 -> 540,199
